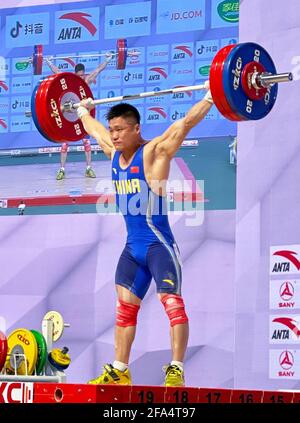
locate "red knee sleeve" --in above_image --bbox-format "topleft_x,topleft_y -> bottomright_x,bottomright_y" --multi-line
83,139 -> 91,152
161,294 -> 188,327
61,143 -> 69,153
116,299 -> 140,327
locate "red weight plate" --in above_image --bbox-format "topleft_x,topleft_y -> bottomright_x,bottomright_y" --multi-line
210,45 -> 244,121
36,76 -> 62,142
241,61 -> 267,101
0,331 -> 8,372
40,76 -> 67,142
116,39 -> 127,70
36,73 -> 95,143
33,45 -> 43,75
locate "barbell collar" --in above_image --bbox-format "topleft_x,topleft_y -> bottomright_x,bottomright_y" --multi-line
257,72 -> 293,88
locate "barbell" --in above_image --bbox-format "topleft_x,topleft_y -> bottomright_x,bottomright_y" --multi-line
27,42 -> 293,143
30,39 -> 135,74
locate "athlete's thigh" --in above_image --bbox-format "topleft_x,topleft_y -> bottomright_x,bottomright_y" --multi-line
115,245 -> 152,300
146,242 -> 182,295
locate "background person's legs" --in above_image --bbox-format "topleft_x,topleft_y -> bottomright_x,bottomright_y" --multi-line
56,143 -> 69,180
83,138 -> 96,178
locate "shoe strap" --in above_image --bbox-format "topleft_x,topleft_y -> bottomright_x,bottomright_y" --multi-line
104,363 -> 120,381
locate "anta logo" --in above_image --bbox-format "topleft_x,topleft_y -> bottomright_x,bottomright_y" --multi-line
0,81 -> 8,91
172,86 -> 192,99
148,67 -> 168,81
58,12 -> 97,40
272,317 -> 300,337
113,178 -> 141,195
272,250 -> 300,273
0,119 -> 7,129
147,107 -> 167,120
173,45 -> 193,60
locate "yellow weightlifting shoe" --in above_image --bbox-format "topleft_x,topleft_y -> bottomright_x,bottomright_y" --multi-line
163,364 -> 185,387
88,363 -> 132,385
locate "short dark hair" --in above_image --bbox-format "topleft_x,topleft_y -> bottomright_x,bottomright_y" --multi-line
105,103 -> 140,124
75,63 -> 85,73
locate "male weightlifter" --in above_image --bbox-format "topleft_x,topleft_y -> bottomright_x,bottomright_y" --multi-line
45,55 -> 112,180
76,84 -> 213,386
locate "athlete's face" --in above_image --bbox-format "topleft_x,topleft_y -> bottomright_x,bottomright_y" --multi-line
108,116 -> 140,150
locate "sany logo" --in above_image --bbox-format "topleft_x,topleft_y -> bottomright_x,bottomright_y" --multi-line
271,246 -> 300,274
173,45 -> 193,60
148,67 -> 168,81
0,81 -> 8,92
280,281 -> 294,301
59,12 -> 97,35
273,317 -> 300,337
0,382 -> 33,403
279,351 -> 294,370
148,107 -> 167,118
0,118 -> 7,129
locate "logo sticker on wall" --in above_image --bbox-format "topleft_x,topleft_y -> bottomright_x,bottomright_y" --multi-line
270,245 -> 300,275
269,349 -> 300,379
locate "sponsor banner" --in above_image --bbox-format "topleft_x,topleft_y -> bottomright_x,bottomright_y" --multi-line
270,279 -> 300,310
99,69 -> 122,87
171,63 -> 194,84
211,0 -> 239,29
76,51 -> 100,70
221,36 -> 238,48
270,315 -> 300,344
0,79 -> 10,95
55,8 -> 100,44
0,98 -> 9,115
0,58 -> 10,80
195,60 -> 212,79
269,349 -> 300,379
127,47 -> 145,67
122,86 -> 145,105
147,65 -> 169,84
270,245 -> 300,275
123,67 -> 145,86
10,96 -> 30,114
145,106 -> 168,124
170,85 -> 194,103
105,2 -> 151,39
0,117 -> 8,133
196,39 -> 219,60
170,103 -> 193,122
99,88 -> 121,106
147,44 -> 169,64
0,382 -> 34,403
6,13 -> 49,47
156,0 -> 205,34
171,42 -> 194,62
53,57 -> 78,73
11,76 -> 32,94
144,84 -> 170,105
11,57 -> 32,75
10,115 -> 31,132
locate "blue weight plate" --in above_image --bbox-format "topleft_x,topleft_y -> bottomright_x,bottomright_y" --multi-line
222,42 -> 278,120
31,79 -> 53,142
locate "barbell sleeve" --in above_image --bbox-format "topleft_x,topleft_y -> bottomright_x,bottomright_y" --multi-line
257,72 -> 293,87
63,83 -> 207,112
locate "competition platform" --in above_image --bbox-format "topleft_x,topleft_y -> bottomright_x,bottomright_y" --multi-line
0,382 -> 299,404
